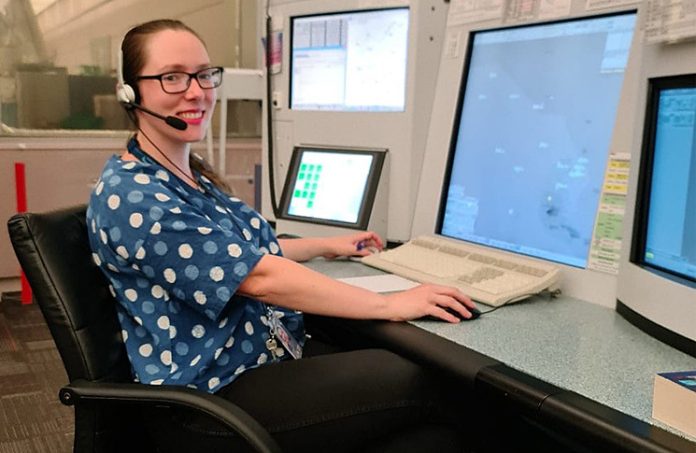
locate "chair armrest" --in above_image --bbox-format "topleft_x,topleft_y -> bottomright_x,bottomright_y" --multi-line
60,379 -> 282,453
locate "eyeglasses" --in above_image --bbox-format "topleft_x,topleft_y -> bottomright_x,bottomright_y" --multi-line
137,67 -> 224,94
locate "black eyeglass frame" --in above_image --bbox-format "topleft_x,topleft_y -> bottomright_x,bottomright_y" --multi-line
136,66 -> 224,94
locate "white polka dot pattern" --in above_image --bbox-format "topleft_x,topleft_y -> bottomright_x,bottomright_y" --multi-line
178,244 -> 193,259
85,138 -> 305,393
134,174 -> 150,185
129,213 -> 143,228
139,343 -> 153,357
107,195 -> 120,210
227,244 -> 242,258
209,266 -> 224,282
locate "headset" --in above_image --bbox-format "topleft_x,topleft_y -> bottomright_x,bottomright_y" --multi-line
116,48 -> 138,105
116,43 -> 187,130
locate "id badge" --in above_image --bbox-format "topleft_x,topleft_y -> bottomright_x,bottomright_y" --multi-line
269,313 -> 303,360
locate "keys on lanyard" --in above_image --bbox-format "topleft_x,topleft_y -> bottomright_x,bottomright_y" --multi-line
265,337 -> 278,354
265,307 -> 302,360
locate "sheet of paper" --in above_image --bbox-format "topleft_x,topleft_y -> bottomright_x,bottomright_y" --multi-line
448,0 -> 505,26
585,0 -> 639,11
587,153 -> 630,274
538,0 -> 572,20
505,0 -> 571,23
644,0 -> 696,44
339,274 -> 419,293
359,0 -> 408,7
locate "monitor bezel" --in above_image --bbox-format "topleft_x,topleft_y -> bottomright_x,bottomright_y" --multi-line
630,73 -> 696,286
277,145 -> 386,230
288,6 -> 410,112
435,10 -> 638,268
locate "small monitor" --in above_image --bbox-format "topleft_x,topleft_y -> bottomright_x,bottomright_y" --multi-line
633,75 -> 696,282
278,146 -> 386,230
617,73 -> 696,357
290,7 -> 409,112
437,11 -> 637,268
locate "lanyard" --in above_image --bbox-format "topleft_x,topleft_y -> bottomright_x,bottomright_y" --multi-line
265,306 -> 281,360
127,137 -> 296,359
127,137 -> 241,232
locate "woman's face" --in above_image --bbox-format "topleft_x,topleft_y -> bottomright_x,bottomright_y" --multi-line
136,29 -> 216,145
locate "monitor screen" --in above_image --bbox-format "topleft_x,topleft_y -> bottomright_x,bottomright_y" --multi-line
634,74 -> 696,283
290,8 -> 409,112
278,146 -> 386,229
615,73 -> 696,357
438,11 -> 637,268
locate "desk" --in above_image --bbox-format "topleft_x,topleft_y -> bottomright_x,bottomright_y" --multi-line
305,259 -> 696,452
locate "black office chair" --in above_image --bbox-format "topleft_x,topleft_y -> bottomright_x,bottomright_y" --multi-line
7,205 -> 281,453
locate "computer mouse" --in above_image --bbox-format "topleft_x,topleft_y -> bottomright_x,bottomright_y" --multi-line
420,306 -> 481,322
448,306 -> 481,321
467,307 -> 482,320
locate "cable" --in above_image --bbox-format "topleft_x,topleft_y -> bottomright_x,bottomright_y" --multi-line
123,105 -> 200,189
477,288 -> 562,316
265,0 -> 280,217
135,128 -> 199,188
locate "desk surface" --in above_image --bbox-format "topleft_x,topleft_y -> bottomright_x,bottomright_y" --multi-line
305,259 -> 696,443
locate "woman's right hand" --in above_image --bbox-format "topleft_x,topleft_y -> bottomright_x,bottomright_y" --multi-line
384,284 -> 476,323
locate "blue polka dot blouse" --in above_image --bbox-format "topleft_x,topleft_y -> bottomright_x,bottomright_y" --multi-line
86,137 -> 304,392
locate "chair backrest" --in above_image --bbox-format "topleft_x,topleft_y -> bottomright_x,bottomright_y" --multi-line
7,204 -> 132,383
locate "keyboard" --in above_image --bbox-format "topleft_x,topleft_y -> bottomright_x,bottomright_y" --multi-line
361,235 -> 560,306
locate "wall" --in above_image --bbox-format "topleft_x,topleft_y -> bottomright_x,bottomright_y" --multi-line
0,136 -> 261,278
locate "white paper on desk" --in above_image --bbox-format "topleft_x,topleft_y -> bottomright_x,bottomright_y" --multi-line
338,275 -> 419,293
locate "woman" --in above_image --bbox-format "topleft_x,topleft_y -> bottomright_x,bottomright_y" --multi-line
87,19 -> 476,452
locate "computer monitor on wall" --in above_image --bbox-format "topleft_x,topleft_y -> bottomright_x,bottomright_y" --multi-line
436,11 -> 637,269
289,7 -> 409,112
276,145 -> 389,238
617,74 -> 696,357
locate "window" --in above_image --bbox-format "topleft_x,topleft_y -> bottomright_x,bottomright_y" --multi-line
0,0 -> 258,135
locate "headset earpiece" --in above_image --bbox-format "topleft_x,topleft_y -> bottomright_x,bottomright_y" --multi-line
116,47 -> 137,105
116,82 -> 136,105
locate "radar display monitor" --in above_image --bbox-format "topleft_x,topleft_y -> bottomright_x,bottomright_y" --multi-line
290,7 -> 409,112
617,74 -> 696,357
438,11 -> 636,268
278,146 -> 386,230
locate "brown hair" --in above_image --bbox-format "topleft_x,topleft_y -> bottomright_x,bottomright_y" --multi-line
122,19 -> 231,194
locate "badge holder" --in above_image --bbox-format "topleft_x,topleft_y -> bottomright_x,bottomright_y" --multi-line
265,307 -> 302,360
